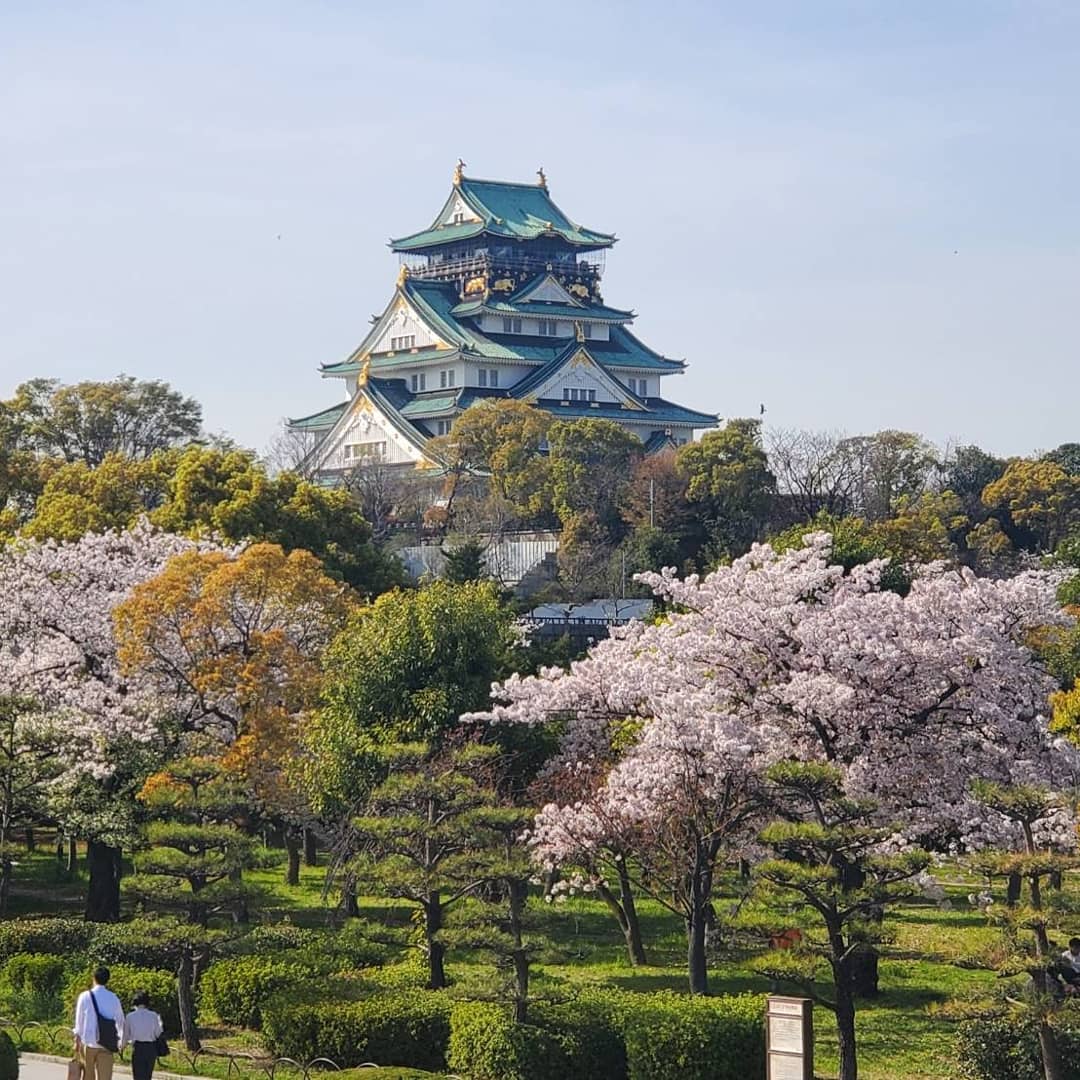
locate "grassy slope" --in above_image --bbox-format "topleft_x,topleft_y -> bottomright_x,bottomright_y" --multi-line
4,847 -> 1026,1080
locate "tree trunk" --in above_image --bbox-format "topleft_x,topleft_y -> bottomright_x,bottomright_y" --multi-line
177,946 -> 201,1052
425,894 -> 446,990
24,827 -> 35,853
834,970 -> 859,1080
841,860 -> 880,997
56,836 -> 64,864
342,880 -> 360,918
284,832 -> 301,886
85,839 -> 121,923
686,841 -> 710,994
1049,869 -> 1063,891
1038,1016 -> 1064,1080
509,880 -> 529,1023
229,867 -> 249,925
1007,872 -> 1022,906
303,829 -> 317,867
617,862 -> 647,966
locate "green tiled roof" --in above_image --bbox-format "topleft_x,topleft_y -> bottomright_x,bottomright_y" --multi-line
534,397 -> 717,427
451,298 -> 634,323
399,394 -> 459,418
287,401 -> 348,430
391,176 -> 616,252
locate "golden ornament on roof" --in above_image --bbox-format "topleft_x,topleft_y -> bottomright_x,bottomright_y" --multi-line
463,274 -> 487,296
492,277 -> 514,292
537,166 -> 548,191
568,282 -> 589,299
453,158 -> 466,185
396,264 -> 410,288
574,321 -> 585,343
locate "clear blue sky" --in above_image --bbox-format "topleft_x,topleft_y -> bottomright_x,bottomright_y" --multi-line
2,1 -> 1077,457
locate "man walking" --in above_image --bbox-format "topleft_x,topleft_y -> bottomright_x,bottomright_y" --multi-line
73,966 -> 125,1080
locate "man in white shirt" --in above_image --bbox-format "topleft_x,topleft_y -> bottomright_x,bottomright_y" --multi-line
73,966 -> 126,1080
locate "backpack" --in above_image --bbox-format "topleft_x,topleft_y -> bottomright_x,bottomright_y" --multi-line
88,990 -> 119,1053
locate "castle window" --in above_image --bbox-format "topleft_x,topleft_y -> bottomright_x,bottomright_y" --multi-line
343,441 -> 387,462
390,335 -> 415,351
564,388 -> 597,403
440,369 -> 456,389
538,319 -> 557,337
629,378 -> 648,396
478,369 -> 487,387
502,317 -> 522,334
582,322 -> 593,339
436,419 -> 452,436
479,367 -> 499,388
410,373 -> 427,393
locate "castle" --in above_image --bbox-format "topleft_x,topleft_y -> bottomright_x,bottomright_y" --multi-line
289,165 -> 717,479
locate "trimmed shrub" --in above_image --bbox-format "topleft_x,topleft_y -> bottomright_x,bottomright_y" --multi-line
65,966 -> 180,1036
0,953 -> 67,1020
0,918 -> 87,963
533,994 -> 627,1080
955,1015 -> 1080,1080
0,1029 -> 17,1080
617,992 -> 766,1080
229,925 -> 321,956
89,918 -> 194,972
199,957 -> 317,1029
262,993 -> 451,1071
447,1001 -> 572,1080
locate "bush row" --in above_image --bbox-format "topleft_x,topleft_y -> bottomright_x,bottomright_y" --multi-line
0,915 -> 393,974
263,989 -> 766,1080
957,1015 -> 1080,1080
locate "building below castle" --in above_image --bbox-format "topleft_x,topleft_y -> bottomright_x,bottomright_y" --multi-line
289,164 -> 717,479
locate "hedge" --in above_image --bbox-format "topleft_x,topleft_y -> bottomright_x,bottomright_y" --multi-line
65,966 -> 180,1036
956,1015 -> 1080,1080
262,992 -> 451,1071
447,1002 -> 574,1080
89,918 -> 197,972
0,953 -> 68,1020
200,957 -> 318,1029
0,918 -> 87,963
616,992 -> 765,1080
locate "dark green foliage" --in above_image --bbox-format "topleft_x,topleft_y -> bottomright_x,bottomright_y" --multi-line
308,580 -> 516,815
617,992 -> 766,1080
90,916 -> 207,972
0,917 -> 87,962
442,542 -> 487,583
953,1015 -> 1080,1080
65,966 -> 180,1035
199,956 -> 316,1028
531,995 -> 627,1080
0,953 -> 67,1019
447,1001 -> 572,1080
0,1030 -> 18,1080
261,993 -> 451,1071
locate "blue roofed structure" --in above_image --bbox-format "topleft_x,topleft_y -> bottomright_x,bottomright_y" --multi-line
289,166 -> 718,477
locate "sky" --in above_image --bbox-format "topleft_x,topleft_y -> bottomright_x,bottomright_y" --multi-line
2,1 -> 1078,458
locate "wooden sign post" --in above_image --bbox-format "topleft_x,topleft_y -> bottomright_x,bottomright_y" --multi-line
766,996 -> 813,1080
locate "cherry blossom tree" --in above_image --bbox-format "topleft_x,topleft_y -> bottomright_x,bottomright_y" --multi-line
0,520 -> 220,919
471,533 -> 1079,994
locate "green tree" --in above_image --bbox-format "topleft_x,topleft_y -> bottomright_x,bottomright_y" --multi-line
305,580 -> 516,817
351,742 -> 509,989
442,541 -> 488,583
1042,444 -> 1080,476
428,399 -> 553,523
23,453 -> 173,541
983,459 -> 1080,552
0,697 -> 63,912
754,763 -> 929,1080
677,418 -> 776,559
9,376 -> 202,465
152,446 -> 404,594
546,418 -> 642,536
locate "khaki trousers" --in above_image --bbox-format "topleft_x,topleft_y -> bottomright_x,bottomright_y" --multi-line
83,1047 -> 114,1080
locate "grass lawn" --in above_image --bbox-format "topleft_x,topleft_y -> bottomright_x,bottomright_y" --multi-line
2,843 -> 1044,1079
